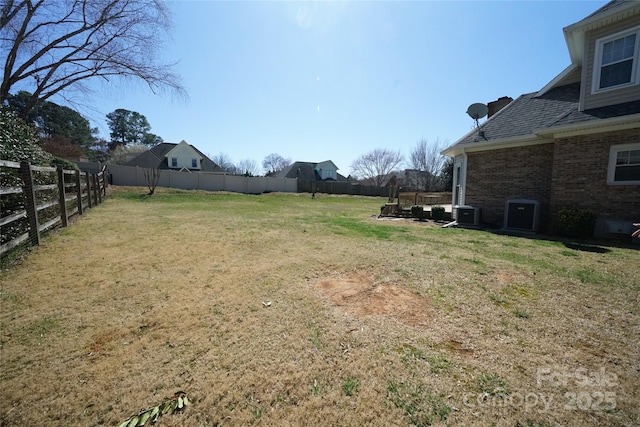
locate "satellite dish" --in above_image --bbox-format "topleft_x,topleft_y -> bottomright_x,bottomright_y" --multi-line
466,103 -> 488,120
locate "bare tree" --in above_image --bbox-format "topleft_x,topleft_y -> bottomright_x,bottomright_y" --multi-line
142,167 -> 161,195
408,138 -> 448,191
210,152 -> 237,173
1,0 -> 185,117
262,153 -> 291,174
236,158 -> 259,176
350,148 -> 404,188
209,153 -> 259,175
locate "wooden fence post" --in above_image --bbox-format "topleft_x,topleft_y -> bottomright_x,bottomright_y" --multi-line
75,169 -> 83,215
86,171 -> 93,208
92,174 -> 99,205
19,161 -> 40,247
96,173 -> 102,204
102,165 -> 108,193
57,167 -> 68,227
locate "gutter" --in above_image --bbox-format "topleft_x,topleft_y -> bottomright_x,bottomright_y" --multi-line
534,112 -> 640,139
445,112 -> 640,156
460,145 -> 467,207
443,134 -> 552,156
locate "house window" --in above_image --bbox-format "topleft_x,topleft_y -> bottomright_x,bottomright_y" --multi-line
608,143 -> 640,185
171,157 -> 177,167
593,26 -> 640,92
192,158 -> 197,168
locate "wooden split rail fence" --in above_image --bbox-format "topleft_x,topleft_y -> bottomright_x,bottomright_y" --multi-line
0,160 -> 107,258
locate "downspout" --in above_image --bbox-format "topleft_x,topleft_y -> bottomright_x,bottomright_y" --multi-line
444,147 -> 466,228
452,147 -> 467,208
460,146 -> 467,208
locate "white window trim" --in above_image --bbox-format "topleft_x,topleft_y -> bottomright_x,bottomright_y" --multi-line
591,25 -> 640,94
607,142 -> 640,185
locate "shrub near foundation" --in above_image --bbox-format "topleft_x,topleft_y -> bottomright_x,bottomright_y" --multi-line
431,206 -> 445,221
410,205 -> 425,220
556,207 -> 597,238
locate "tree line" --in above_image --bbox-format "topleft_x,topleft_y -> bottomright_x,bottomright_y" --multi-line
3,88 -> 452,189
349,141 -> 452,192
1,0 -> 451,190
4,89 -> 451,189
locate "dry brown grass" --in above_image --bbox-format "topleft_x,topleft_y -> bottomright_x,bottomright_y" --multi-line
1,187 -> 638,426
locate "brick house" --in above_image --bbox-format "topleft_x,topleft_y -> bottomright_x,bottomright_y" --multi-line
442,0 -> 640,238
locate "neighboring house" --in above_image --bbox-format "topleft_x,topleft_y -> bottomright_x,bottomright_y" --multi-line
442,0 -> 640,238
124,140 -> 225,173
275,160 -> 349,181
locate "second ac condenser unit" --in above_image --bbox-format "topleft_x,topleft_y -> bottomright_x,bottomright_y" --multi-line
456,206 -> 481,226
503,199 -> 540,232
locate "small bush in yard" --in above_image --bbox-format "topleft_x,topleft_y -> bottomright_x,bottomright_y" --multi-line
556,207 -> 597,238
411,205 -> 425,219
431,206 -> 445,221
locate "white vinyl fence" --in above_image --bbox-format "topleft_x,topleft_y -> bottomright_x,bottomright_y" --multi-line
108,165 -> 297,194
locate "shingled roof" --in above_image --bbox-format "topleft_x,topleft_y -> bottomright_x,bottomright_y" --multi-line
275,161 -> 349,181
451,83 -> 579,147
583,0 -> 630,20
125,142 -> 225,172
445,82 -> 640,153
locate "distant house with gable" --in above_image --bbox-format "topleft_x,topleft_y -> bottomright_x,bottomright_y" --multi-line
275,160 -> 349,181
125,140 -> 225,173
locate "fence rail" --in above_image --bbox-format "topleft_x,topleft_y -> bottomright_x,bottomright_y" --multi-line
0,160 -> 108,258
297,179 -> 389,197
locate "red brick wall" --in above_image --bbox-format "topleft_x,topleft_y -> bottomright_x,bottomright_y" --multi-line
550,129 -> 640,226
465,144 -> 554,228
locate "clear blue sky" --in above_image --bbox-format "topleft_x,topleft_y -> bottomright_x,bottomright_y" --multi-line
86,0 -> 608,176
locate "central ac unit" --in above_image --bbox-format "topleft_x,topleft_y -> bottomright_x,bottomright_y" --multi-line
504,199 -> 540,232
456,206 -> 481,226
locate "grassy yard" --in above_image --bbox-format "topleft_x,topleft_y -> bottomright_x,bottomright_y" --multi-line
1,187 -> 638,427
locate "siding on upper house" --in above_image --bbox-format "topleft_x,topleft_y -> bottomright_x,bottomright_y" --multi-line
166,142 -> 201,170
581,14 -> 640,111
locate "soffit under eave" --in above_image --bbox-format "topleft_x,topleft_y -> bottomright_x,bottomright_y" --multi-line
564,3 -> 640,64
442,135 -> 553,156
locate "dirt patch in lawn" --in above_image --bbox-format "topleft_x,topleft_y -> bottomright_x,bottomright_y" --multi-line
315,272 -> 431,327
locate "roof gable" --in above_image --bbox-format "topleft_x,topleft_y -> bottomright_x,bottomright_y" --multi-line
315,160 -> 338,171
165,140 -> 201,160
124,142 -> 225,172
276,162 -> 318,179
